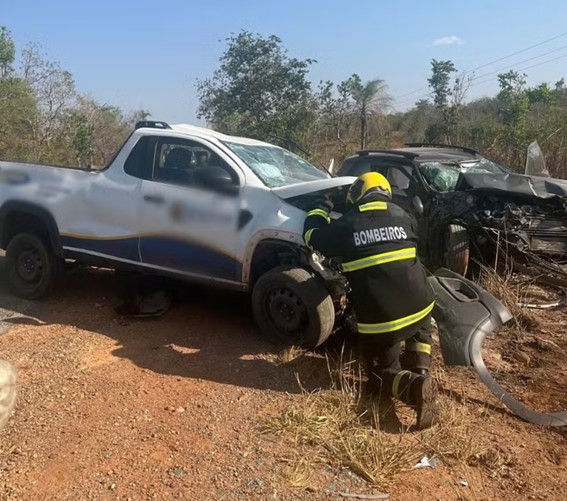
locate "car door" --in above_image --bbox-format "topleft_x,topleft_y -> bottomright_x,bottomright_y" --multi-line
137,136 -> 242,284
383,164 -> 415,213
366,161 -> 420,212
366,160 -> 430,245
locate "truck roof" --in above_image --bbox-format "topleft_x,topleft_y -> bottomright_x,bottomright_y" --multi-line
164,123 -> 275,148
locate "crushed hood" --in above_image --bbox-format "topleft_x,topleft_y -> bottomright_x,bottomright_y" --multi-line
456,172 -> 567,199
272,177 -> 356,199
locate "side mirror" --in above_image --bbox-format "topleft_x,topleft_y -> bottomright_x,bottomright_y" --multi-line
411,195 -> 424,216
194,166 -> 238,195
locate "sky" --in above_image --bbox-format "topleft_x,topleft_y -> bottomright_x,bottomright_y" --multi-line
3,0 -> 567,124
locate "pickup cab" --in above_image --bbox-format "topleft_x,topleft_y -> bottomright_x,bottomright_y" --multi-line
0,121 -> 355,348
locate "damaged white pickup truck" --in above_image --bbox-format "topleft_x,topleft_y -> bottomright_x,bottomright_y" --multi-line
0,120 -> 356,348
0,121 -> 565,426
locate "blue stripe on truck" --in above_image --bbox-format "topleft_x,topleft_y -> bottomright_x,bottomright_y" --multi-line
140,236 -> 240,281
60,235 -> 140,262
60,234 -> 241,282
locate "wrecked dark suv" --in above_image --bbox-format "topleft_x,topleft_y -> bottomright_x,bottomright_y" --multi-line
337,143 -> 567,278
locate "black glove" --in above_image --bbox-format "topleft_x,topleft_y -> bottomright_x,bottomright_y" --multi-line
308,195 -> 334,213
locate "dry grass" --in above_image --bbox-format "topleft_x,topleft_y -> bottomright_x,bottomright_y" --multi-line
420,393 -> 485,465
421,368 -> 488,466
477,264 -> 538,331
282,456 -> 315,489
263,348 -> 491,489
263,345 -> 307,365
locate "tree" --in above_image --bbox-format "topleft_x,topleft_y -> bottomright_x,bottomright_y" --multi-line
340,74 -> 390,149
196,31 -> 315,142
0,27 -> 15,78
393,99 -> 439,143
0,78 -> 37,159
19,42 -> 77,161
0,27 -> 36,159
65,96 -> 150,168
426,60 -> 472,142
0,26 -> 148,167
428,60 -> 456,110
496,70 -> 529,144
312,79 -> 352,145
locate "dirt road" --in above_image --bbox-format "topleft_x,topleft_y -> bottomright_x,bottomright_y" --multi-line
0,261 -> 566,500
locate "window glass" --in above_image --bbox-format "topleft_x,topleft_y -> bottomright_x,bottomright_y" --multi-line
223,142 -> 328,188
151,138 -> 237,187
418,163 -> 460,192
388,167 -> 411,190
124,136 -> 153,179
349,160 -> 373,177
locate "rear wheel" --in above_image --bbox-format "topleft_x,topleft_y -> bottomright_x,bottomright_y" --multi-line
252,266 -> 335,349
5,233 -> 61,299
444,224 -> 470,276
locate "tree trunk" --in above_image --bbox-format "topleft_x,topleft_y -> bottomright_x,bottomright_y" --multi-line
360,113 -> 366,149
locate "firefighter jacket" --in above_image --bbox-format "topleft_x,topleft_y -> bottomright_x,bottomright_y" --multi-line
303,193 -> 435,335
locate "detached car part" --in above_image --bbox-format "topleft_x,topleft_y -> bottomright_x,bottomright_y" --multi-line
429,268 -> 567,427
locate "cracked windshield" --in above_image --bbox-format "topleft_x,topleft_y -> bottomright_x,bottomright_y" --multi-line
224,142 -> 329,187
419,158 -> 508,191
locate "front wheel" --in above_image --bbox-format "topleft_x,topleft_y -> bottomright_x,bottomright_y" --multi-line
5,233 -> 61,299
444,224 -> 470,276
251,266 -> 335,349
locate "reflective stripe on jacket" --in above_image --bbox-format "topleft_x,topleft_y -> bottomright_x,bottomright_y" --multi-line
302,193 -> 434,334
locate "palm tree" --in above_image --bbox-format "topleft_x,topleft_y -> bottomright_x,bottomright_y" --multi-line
345,75 -> 391,149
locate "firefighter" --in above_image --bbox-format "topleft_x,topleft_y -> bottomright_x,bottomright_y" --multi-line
303,172 -> 437,430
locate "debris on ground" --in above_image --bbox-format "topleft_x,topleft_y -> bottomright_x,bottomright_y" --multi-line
115,289 -> 172,318
0,359 -> 17,430
413,455 -> 441,469
338,493 -> 389,500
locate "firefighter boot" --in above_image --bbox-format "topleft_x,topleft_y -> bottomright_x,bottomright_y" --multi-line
364,370 -> 403,433
410,375 -> 438,430
393,371 -> 438,430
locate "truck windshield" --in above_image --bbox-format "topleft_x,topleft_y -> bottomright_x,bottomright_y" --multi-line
223,142 -> 329,188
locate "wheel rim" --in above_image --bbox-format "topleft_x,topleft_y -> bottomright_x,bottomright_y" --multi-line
15,246 -> 44,284
263,286 -> 308,343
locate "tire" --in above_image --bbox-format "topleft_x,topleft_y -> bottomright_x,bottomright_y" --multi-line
251,266 -> 335,349
445,224 -> 470,276
5,233 -> 61,299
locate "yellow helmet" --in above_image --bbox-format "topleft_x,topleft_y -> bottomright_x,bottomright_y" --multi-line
346,172 -> 392,205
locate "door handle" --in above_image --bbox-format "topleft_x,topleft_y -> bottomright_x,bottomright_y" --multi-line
238,209 -> 253,230
143,194 -> 165,204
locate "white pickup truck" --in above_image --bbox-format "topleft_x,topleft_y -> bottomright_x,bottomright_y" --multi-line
0,120 -> 355,348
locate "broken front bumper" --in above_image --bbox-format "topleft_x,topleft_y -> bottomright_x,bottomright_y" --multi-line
429,269 -> 567,427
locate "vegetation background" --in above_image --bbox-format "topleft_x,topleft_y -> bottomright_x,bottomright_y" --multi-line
2,27 -> 567,176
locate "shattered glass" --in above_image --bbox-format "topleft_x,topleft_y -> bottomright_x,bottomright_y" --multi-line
419,158 -> 508,192
419,163 -> 460,191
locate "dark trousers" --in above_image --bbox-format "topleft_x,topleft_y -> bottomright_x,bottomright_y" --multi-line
358,314 -> 432,400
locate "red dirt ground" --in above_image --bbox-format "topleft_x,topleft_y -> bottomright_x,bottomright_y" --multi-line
0,263 -> 565,500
